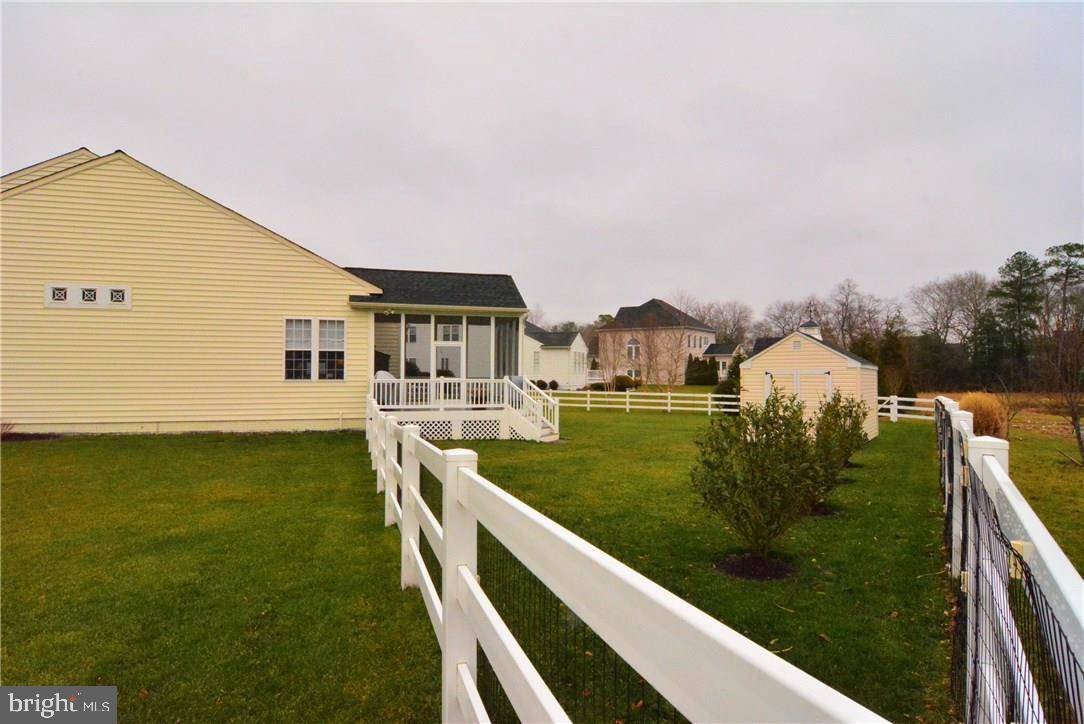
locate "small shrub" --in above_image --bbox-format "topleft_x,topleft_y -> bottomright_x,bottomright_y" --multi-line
810,392 -> 870,508
548,380 -> 559,390
612,375 -> 639,391
691,389 -> 816,562
535,379 -> 547,390
959,392 -> 1008,437
589,382 -> 606,391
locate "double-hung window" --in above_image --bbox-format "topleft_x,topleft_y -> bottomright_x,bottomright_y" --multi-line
319,320 -> 345,380
285,319 -> 313,380
285,319 -> 345,380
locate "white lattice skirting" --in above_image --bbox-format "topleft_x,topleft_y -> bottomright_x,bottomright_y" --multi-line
372,408 -> 522,441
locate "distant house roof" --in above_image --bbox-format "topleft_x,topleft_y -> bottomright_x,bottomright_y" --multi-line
345,267 -> 527,310
799,319 -> 820,329
525,321 -> 580,348
746,331 -> 876,368
703,342 -> 739,357
603,298 -> 713,331
751,336 -> 783,355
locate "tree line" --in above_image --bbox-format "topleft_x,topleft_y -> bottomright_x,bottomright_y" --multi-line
533,243 -> 1083,460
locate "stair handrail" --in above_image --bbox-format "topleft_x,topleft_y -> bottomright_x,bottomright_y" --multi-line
522,378 -> 560,436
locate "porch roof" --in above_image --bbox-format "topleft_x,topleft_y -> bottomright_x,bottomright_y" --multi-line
344,267 -> 527,311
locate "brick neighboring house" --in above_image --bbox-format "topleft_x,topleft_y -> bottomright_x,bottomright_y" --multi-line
596,298 -> 715,385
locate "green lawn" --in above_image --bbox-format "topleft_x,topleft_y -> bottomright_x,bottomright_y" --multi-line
4,411 -> 1075,721
1005,429 -> 1084,572
1,432 -> 441,722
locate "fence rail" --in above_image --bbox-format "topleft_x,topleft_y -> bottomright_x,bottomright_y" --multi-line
551,389 -> 740,415
935,397 -> 1083,723
877,395 -> 936,421
366,397 -> 883,723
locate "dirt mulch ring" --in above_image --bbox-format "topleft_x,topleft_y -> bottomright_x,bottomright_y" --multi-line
809,502 -> 840,517
714,553 -> 796,581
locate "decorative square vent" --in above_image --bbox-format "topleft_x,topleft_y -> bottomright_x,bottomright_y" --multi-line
110,288 -> 126,303
51,287 -> 67,302
81,288 -> 97,303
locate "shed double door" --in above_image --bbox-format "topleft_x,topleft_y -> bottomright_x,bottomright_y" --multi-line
763,369 -> 833,412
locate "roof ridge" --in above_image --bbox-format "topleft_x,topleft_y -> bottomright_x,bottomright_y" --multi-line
345,266 -> 514,279
1,146 -> 97,180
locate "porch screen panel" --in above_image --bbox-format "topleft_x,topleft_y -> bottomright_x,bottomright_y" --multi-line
435,345 -> 461,377
373,314 -> 401,376
494,317 -> 519,378
404,315 -> 431,378
466,317 -> 491,378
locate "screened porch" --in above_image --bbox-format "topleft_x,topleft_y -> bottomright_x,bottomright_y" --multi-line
372,312 -> 523,380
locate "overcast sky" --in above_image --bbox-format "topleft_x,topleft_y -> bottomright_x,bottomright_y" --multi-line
3,3 -> 1081,322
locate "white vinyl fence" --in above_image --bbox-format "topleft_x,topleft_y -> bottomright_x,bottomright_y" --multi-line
551,389 -> 740,415
365,401 -> 883,723
878,395 -> 936,421
936,396 -> 1083,723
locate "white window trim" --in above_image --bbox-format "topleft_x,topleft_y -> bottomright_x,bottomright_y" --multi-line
283,317 -> 347,382
44,282 -> 131,310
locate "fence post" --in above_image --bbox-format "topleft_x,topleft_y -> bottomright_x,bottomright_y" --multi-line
384,415 -> 398,527
374,410 -> 385,492
890,394 -> 898,423
441,449 -> 479,723
626,389 -> 630,413
400,424 -> 422,589
587,389 -> 591,411
667,390 -> 672,413
966,435 -> 1010,480
948,410 -> 973,577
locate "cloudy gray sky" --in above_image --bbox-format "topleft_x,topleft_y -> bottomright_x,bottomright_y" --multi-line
3,3 -> 1081,322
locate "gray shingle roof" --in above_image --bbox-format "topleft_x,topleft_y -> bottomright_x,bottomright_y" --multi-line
345,267 -> 527,310
703,342 -> 738,356
751,336 -> 783,354
525,321 -> 579,348
604,298 -> 713,331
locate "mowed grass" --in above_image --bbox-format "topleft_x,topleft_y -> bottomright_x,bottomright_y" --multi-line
1,432 -> 441,722
3,412 -> 982,721
1004,429 -> 1084,572
449,412 -> 953,721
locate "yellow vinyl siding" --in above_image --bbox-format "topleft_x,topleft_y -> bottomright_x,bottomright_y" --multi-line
1,149 -> 98,191
740,333 -> 878,438
1,155 -> 376,433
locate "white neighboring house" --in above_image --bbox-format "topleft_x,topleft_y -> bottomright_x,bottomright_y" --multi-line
524,322 -> 590,389
702,342 -> 743,379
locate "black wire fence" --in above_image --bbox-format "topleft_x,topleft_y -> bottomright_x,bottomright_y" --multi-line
937,401 -> 1083,724
415,458 -> 685,723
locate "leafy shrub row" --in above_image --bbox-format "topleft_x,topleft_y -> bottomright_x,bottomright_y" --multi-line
690,389 -> 869,559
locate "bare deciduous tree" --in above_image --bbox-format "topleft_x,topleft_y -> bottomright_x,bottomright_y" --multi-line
908,278 -> 959,343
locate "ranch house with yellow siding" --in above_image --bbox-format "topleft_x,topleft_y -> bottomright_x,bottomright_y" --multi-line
0,148 -> 529,434
740,319 -> 879,439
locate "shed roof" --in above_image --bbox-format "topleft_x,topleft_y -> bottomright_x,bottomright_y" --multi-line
745,331 -> 877,368
345,267 -> 527,310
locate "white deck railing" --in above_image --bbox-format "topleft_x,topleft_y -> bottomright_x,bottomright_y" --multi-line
370,377 -> 558,441
366,405 -> 884,723
523,378 -> 560,433
552,389 -> 740,415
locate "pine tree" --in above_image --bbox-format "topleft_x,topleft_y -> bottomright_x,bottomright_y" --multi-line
989,251 -> 1045,389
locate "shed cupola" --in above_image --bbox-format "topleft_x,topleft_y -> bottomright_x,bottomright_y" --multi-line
798,318 -> 822,340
